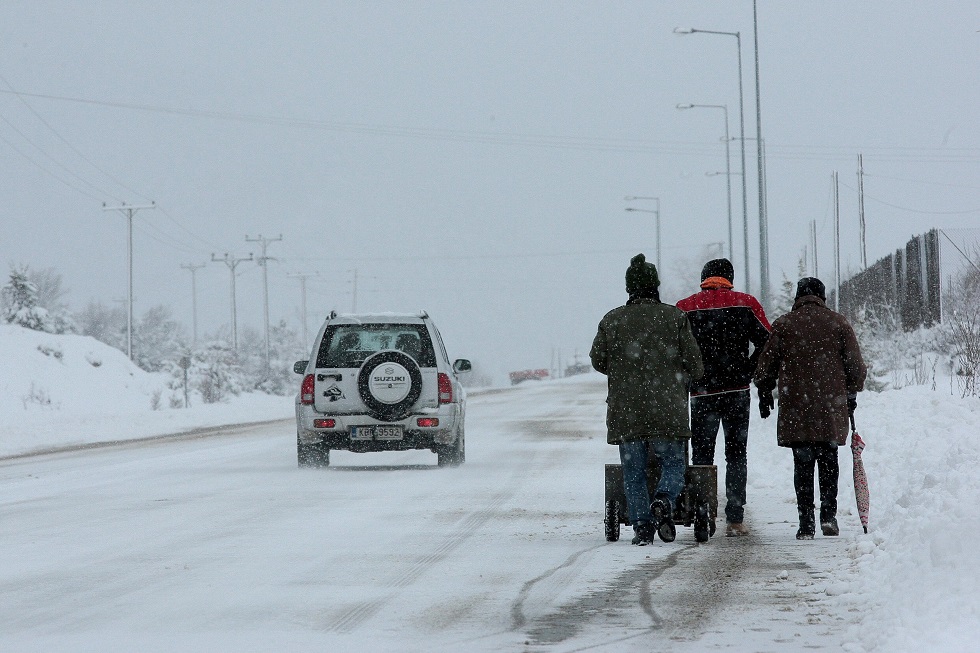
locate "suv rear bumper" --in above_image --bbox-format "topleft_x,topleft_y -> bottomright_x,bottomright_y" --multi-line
296,402 -> 461,451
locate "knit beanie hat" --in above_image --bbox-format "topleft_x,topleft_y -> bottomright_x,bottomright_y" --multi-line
796,277 -> 826,301
701,258 -> 735,283
625,253 -> 660,294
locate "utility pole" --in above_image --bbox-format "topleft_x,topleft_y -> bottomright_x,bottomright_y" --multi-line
246,234 -> 282,372
857,153 -> 867,270
211,252 -> 253,352
288,272 -> 319,347
180,262 -> 206,346
735,30 -> 750,296
102,202 -> 155,361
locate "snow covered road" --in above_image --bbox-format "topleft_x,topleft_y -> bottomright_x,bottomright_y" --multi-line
1,376 -> 871,651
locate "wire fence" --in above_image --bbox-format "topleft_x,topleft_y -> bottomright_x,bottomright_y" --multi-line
831,228 -> 980,330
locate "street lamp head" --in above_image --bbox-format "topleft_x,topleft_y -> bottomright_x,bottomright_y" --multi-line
676,103 -> 694,110
673,27 -> 695,34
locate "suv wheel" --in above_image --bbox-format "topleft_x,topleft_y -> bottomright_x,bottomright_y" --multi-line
357,351 -> 423,422
297,436 -> 330,468
437,426 -> 465,467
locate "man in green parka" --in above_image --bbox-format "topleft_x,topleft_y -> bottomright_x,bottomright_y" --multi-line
591,253 -> 704,545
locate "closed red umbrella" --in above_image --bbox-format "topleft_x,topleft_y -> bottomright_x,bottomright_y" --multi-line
850,415 -> 870,533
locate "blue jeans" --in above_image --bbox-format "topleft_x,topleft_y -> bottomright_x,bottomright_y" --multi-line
619,439 -> 687,529
691,391 -> 750,523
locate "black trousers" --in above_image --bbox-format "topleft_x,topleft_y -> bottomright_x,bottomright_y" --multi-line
690,390 -> 750,523
792,443 -> 839,524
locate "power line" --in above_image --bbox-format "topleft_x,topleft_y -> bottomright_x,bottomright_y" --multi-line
838,181 -> 980,215
5,87 -> 977,163
0,110 -> 121,200
0,130 -> 104,200
0,74 -> 153,203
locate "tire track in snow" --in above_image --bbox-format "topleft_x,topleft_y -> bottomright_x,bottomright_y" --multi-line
325,489 -> 513,633
511,542 -> 693,644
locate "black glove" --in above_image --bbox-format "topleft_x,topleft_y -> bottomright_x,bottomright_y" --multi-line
847,392 -> 857,416
758,387 -> 775,419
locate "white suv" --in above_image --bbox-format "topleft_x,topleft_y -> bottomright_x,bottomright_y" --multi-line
293,311 -> 471,467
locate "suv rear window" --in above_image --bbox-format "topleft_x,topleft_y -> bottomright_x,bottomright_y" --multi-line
315,324 -> 437,368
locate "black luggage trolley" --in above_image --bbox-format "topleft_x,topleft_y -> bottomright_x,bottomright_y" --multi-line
604,444 -> 718,543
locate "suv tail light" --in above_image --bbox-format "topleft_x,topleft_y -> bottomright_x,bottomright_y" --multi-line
438,372 -> 453,404
300,374 -> 315,405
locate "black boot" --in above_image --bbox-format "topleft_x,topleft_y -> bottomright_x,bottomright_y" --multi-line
821,518 -> 840,536
631,521 -> 654,546
651,495 -> 676,543
796,507 -> 815,540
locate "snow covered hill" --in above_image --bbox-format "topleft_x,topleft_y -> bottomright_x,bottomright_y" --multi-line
0,324 -> 292,458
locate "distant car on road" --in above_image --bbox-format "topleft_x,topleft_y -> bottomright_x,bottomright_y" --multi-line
508,369 -> 550,385
294,311 -> 471,468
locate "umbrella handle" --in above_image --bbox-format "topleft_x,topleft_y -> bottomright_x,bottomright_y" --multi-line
850,413 -> 856,433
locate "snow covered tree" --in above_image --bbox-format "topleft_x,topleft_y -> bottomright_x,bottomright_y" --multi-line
1,264 -> 54,332
237,320 -> 306,395
772,252 -> 808,320
262,318 -> 306,394
940,263 -> 980,397
133,305 -> 189,372
191,340 -> 244,404
852,305 -> 901,392
75,301 -> 126,351
28,267 -> 75,334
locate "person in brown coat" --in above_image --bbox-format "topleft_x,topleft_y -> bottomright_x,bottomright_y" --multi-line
753,277 -> 867,540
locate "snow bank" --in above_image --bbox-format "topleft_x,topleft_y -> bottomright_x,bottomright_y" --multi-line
836,386 -> 980,652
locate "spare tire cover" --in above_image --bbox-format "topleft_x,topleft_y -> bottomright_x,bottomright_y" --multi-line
357,350 -> 423,421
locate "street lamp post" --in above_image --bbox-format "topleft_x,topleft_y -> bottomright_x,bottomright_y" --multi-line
677,103 -> 733,262
752,0 -> 770,310
623,196 -> 661,270
674,26 -> 750,294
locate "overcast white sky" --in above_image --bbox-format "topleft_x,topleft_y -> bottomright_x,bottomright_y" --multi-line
1,2 -> 978,380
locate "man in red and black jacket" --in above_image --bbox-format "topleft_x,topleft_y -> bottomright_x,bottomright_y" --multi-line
676,258 -> 771,537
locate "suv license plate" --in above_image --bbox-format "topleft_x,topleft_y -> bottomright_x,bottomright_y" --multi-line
350,426 -> 404,441
375,426 -> 403,441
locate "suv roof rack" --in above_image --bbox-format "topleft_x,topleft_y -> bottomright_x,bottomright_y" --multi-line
418,310 -> 428,319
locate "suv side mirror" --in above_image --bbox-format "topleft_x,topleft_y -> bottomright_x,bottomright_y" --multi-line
293,360 -> 309,374
453,359 -> 472,373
